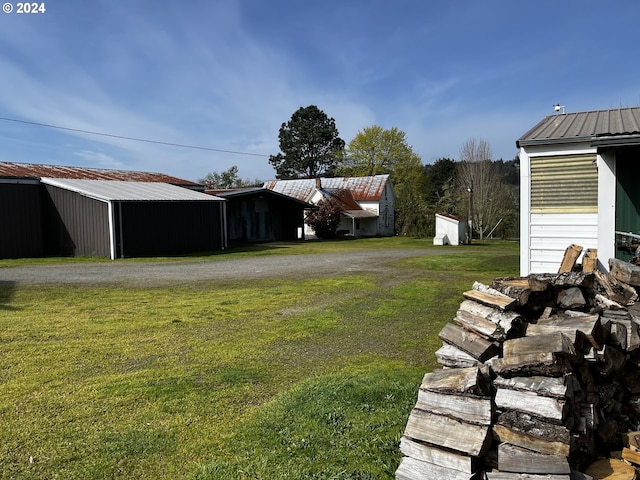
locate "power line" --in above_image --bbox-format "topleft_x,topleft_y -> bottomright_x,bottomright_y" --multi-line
0,115 -> 271,158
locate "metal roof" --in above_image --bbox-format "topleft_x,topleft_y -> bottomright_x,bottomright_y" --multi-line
263,174 -> 391,202
208,187 -> 314,207
0,161 -> 202,187
41,178 -> 224,202
517,107 -> 640,148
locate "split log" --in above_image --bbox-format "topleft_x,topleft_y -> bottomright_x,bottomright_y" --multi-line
621,447 -> 640,466
485,473 -> 584,480
594,270 -> 638,306
417,367 -> 493,424
558,244 -> 583,274
493,375 -> 571,400
439,323 -> 500,362
403,408 -> 492,457
490,352 -> 573,378
463,289 -> 517,311
528,272 -> 594,290
622,431 -> 640,450
491,277 -> 532,305
395,455 -> 475,480
454,309 -> 507,341
526,311 -> 604,350
417,388 -> 493,426
503,332 -> 576,357
420,366 -> 490,396
497,443 -> 571,475
493,412 -> 571,456
601,310 -> 640,351
494,388 -> 567,424
609,258 -> 640,287
399,436 -> 477,474
594,345 -> 628,378
584,458 -> 636,479
458,300 -> 523,336
435,343 -> 478,368
583,248 -> 598,273
557,287 -> 587,309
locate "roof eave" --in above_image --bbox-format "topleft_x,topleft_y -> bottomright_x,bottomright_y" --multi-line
590,134 -> 640,147
516,136 -> 593,149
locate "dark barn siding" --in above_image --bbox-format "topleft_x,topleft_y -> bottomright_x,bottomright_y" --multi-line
0,182 -> 43,258
225,194 -> 304,244
117,201 -> 223,257
43,185 -> 110,257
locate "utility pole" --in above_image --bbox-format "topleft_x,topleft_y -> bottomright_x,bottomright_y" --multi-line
467,185 -> 473,244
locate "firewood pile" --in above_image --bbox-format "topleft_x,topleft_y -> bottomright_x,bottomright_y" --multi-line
396,245 -> 640,480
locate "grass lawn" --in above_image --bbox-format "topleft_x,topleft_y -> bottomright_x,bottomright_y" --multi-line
0,238 -> 518,479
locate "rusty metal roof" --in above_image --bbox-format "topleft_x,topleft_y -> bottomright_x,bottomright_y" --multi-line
208,187 -> 314,208
517,107 -> 640,148
0,161 -> 201,188
41,178 -> 223,202
263,174 -> 391,202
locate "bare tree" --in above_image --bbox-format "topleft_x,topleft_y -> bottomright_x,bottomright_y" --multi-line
456,138 -> 513,241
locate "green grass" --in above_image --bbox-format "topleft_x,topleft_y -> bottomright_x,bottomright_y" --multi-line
0,238 -> 519,479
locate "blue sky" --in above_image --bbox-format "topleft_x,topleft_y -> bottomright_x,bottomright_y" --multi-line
1,1 -> 638,183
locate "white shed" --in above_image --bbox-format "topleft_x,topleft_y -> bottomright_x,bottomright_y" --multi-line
433,213 -> 467,246
517,107 -> 640,275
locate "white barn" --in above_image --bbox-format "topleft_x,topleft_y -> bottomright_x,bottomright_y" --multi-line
517,107 -> 640,275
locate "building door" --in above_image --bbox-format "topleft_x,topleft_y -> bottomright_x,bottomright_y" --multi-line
615,147 -> 640,261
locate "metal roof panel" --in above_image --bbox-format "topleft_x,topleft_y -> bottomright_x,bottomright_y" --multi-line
264,174 -> 390,202
0,161 -> 201,187
517,107 -> 640,146
41,178 -> 223,202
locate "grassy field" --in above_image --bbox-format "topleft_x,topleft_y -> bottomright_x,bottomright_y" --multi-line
0,238 -> 519,479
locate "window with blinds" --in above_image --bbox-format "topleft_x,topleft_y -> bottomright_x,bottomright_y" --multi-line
530,154 -> 598,213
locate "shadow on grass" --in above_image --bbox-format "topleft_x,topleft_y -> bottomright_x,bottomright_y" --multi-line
0,281 -> 18,311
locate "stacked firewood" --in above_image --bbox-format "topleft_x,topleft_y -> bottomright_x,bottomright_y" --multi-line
396,246 -> 640,480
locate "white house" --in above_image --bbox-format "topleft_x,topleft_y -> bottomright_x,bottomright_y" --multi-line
517,107 -> 640,275
263,174 -> 395,237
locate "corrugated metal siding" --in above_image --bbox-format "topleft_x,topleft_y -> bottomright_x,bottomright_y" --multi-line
528,213 -> 598,274
117,201 -> 223,257
0,182 -> 43,258
530,155 -> 597,213
43,184 -> 110,257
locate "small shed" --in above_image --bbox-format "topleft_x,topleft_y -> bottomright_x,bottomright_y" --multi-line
517,107 -> 640,274
40,178 -> 226,259
433,213 -> 467,246
210,187 -> 313,244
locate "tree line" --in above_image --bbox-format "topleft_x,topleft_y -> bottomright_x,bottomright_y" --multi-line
200,105 -> 519,240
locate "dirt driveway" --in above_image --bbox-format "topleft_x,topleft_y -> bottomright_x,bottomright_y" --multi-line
1,248 -> 457,286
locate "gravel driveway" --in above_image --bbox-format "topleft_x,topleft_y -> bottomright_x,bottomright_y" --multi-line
1,248 -> 456,286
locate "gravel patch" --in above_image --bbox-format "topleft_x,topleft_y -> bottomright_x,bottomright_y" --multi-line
0,249 -> 454,286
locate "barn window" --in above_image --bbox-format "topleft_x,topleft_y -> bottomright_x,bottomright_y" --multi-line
530,154 -> 598,213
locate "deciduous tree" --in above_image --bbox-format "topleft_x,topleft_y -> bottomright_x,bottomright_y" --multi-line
456,138 -> 515,240
269,105 -> 345,179
340,125 -> 429,237
198,165 -> 261,189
